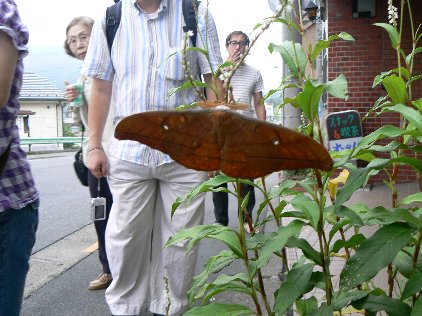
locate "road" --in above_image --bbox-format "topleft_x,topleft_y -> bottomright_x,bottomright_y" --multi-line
28,153 -> 90,253
20,152 -> 279,315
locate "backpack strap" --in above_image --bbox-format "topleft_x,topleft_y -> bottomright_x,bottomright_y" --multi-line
106,0 -> 122,52
106,0 -> 199,50
182,0 -> 200,47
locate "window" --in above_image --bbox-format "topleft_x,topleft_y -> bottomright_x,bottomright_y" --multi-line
352,0 -> 376,18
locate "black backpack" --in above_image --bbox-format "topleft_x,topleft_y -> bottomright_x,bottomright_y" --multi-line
106,0 -> 200,52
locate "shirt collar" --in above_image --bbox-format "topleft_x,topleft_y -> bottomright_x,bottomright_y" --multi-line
133,0 -> 168,14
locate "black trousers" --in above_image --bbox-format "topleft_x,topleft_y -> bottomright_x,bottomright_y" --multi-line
212,181 -> 255,226
88,170 -> 112,274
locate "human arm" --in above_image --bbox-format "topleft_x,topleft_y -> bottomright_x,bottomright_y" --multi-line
253,91 -> 266,121
87,77 -> 112,178
0,30 -> 18,108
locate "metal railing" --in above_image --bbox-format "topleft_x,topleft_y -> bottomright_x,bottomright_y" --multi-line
20,137 -> 85,145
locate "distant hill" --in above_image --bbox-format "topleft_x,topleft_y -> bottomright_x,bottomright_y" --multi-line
23,45 -> 83,92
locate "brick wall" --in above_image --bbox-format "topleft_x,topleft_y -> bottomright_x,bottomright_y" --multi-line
327,0 -> 422,183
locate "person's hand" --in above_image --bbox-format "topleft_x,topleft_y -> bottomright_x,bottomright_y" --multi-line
227,49 -> 241,64
64,80 -> 78,102
88,148 -> 109,178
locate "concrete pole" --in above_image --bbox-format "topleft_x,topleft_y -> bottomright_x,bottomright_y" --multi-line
281,0 -> 302,129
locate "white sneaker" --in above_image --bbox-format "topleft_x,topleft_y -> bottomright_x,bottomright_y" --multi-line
89,273 -> 112,290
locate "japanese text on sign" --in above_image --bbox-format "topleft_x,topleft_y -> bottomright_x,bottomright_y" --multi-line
326,110 -> 363,152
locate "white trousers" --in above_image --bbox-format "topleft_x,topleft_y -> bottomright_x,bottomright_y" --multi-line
105,156 -> 207,316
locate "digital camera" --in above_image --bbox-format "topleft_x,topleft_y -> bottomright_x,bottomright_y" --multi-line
90,197 -> 106,221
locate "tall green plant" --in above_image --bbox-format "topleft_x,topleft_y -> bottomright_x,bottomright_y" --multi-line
164,0 -> 422,315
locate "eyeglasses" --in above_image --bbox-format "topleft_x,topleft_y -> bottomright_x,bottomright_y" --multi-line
67,33 -> 90,47
227,40 -> 248,47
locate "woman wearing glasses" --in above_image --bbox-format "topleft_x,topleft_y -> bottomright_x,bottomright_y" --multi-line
63,16 -> 114,291
213,31 -> 266,234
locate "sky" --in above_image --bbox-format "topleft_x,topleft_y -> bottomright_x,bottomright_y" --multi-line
14,0 -> 284,91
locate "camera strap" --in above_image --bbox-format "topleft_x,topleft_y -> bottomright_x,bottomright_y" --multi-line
97,179 -> 101,198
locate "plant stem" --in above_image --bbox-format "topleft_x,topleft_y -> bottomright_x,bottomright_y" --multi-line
315,170 -> 333,304
254,248 -> 273,315
261,177 -> 290,272
236,179 -> 263,315
387,263 -> 394,297
413,231 -> 422,305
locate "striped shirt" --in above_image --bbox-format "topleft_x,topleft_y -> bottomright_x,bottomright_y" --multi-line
0,0 -> 39,212
82,0 -> 223,165
229,63 -> 264,118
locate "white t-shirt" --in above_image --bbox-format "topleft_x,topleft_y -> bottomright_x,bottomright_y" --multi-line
228,63 -> 264,118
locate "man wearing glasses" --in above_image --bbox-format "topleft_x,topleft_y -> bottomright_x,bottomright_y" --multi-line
213,31 -> 266,233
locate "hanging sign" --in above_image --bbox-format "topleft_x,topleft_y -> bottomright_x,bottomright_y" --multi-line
326,110 -> 363,152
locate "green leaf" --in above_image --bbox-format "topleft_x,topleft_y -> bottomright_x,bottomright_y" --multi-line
297,80 -> 325,121
332,290 -> 369,310
336,168 -> 370,207
411,295 -> 422,316
310,32 -> 354,62
172,175 -> 235,213
324,74 -> 348,100
405,47 -> 422,65
331,234 -> 366,254
210,230 -> 244,258
334,205 -> 364,226
165,224 -> 243,257
401,192 -> 422,205
382,75 -> 407,105
185,46 -> 209,56
270,17 -> 302,34
296,297 -> 318,316
413,98 -> 422,111
274,263 -> 314,315
269,41 -> 306,78
291,194 -> 320,230
309,304 -> 334,316
401,273 -> 422,301
200,273 -> 252,303
374,23 -> 399,49
286,237 -> 322,266
386,157 -> 422,173
340,223 -> 414,290
363,206 -> 403,225
210,273 -> 249,286
329,217 -> 351,242
354,125 -> 405,151
251,220 -> 304,271
189,251 -> 237,297
387,104 -> 422,131
202,283 -> 252,304
352,294 -> 412,316
393,248 -> 422,279
167,80 -> 207,101
184,303 -> 253,316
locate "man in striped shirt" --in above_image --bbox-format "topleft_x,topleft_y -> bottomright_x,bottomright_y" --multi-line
213,30 -> 266,234
82,0 -> 223,315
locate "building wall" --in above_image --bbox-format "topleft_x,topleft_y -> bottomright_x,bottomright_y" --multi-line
327,0 -> 422,183
19,101 -> 64,151
20,102 -> 63,137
